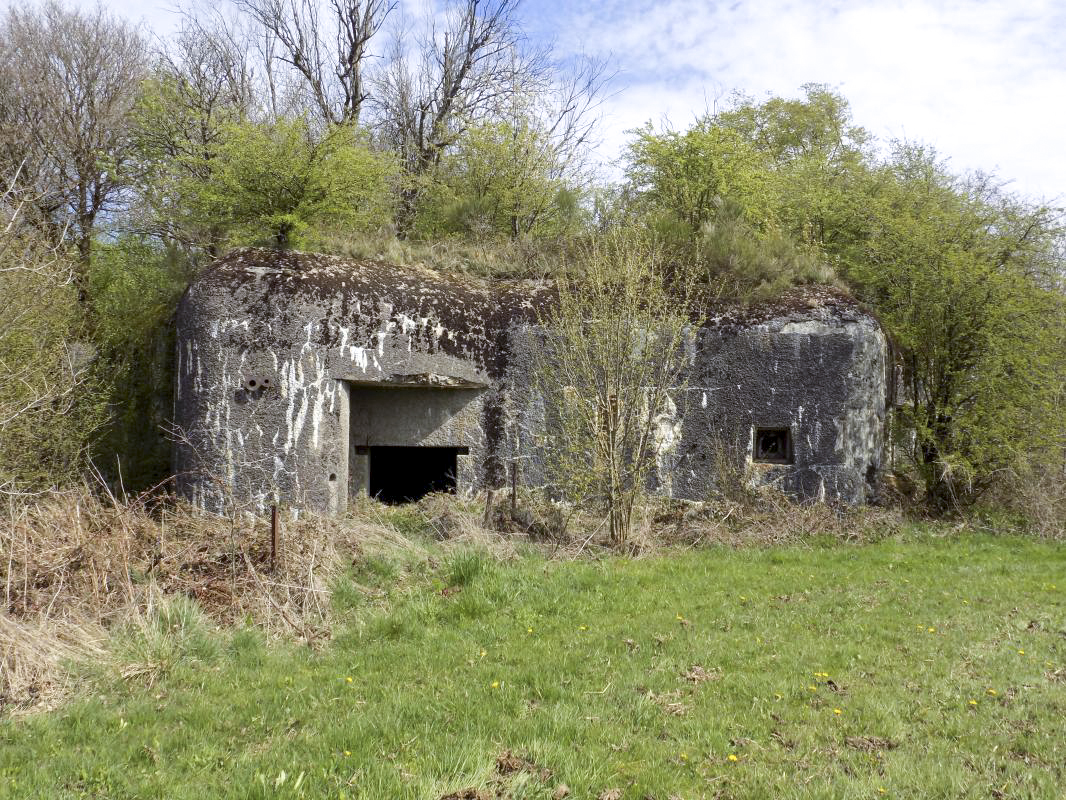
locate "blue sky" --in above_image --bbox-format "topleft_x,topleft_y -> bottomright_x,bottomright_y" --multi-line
31,0 -> 1066,201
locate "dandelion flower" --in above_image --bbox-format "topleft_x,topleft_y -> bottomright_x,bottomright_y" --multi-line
1018,649 -> 1025,655
927,627 -> 935,633
727,754 -> 739,762
344,750 -> 351,757
969,700 -> 977,706
345,676 -> 353,683
479,649 -> 487,658
986,688 -> 997,696
527,627 -> 533,634
579,625 -> 588,631
680,752 -> 688,761
878,789 -> 887,795
491,680 -> 500,689
833,708 -> 843,715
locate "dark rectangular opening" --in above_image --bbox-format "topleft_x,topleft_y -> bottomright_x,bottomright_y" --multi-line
368,446 -> 463,504
753,427 -> 793,464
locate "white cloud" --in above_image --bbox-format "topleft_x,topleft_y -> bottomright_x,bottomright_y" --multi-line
560,0 -> 1066,200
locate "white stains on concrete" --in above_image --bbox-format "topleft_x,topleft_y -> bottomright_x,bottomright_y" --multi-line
349,346 -> 373,371
652,393 -> 681,497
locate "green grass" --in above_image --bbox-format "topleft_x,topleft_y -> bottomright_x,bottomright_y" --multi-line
2,531 -> 1065,799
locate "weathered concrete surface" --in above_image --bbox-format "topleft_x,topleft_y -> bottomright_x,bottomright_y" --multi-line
174,248 -> 549,512
672,308 -> 887,504
175,250 -> 889,512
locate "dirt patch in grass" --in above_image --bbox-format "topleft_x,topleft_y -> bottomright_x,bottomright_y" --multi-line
846,735 -> 898,752
683,664 -> 720,684
495,749 -> 552,782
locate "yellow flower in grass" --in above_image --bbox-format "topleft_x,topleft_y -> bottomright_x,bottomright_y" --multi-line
491,680 -> 500,689
345,676 -> 353,683
1018,649 -> 1025,655
968,700 -> 978,706
527,627 -> 533,634
833,708 -> 843,715
986,688 -> 997,696
344,750 -> 351,757
579,625 -> 588,631
727,754 -> 739,762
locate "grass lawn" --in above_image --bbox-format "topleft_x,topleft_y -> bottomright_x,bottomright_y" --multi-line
1,530 -> 1064,799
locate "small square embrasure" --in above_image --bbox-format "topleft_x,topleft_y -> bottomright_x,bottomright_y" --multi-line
753,427 -> 793,464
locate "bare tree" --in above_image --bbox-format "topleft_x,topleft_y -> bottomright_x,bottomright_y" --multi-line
377,0 -> 531,174
130,9 -> 264,257
374,0 -> 609,233
531,229 -> 698,545
0,2 -> 147,287
234,0 -> 396,125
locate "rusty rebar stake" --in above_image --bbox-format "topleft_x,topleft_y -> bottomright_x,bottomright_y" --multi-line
270,504 -> 280,571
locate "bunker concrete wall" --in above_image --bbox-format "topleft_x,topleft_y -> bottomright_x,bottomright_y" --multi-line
175,249 -> 888,513
503,312 -> 887,506
671,315 -> 887,504
174,250 -> 546,514
345,386 -> 486,498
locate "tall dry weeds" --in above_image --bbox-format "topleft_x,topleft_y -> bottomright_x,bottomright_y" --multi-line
0,484 -> 521,711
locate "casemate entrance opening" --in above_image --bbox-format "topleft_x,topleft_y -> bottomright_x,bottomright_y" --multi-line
345,382 -> 483,505
367,446 -> 463,504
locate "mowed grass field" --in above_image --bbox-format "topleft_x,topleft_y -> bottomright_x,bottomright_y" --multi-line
1,530 -> 1064,799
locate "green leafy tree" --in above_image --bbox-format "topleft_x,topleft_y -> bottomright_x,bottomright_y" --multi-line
90,237 -> 188,490
0,185 -> 105,486
626,121 -> 773,235
842,144 -> 1066,508
128,16 -> 258,258
625,86 -> 867,295
623,87 -> 1066,511
415,118 -> 584,240
177,117 -> 397,250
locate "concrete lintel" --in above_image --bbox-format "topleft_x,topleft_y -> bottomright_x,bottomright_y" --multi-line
348,373 -> 488,389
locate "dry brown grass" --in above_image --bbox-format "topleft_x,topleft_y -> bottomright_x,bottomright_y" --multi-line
1007,468 -> 1066,539
0,481 -> 918,712
0,485 -> 527,711
0,484 -> 340,709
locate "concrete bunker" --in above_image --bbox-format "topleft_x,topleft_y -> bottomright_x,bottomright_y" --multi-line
174,249 -> 891,513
